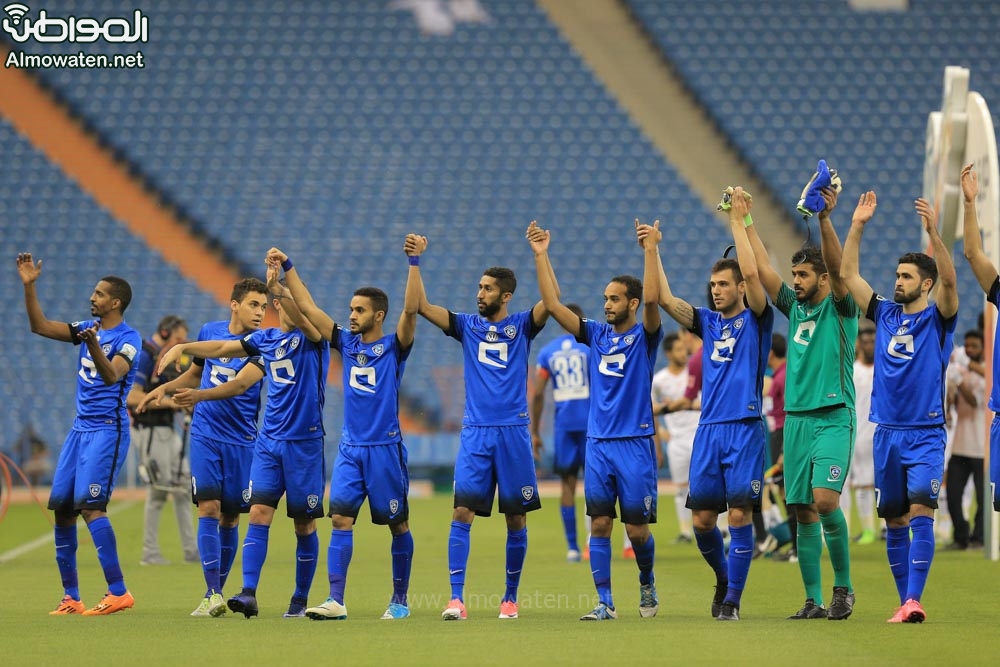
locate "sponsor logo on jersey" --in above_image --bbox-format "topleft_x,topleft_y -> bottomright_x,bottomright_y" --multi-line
357,353 -> 368,366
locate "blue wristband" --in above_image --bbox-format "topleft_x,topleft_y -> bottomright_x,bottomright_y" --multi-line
408,255 -> 420,266
281,258 -> 293,272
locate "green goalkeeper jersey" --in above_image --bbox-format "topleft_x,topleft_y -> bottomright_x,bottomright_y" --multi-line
776,283 -> 859,412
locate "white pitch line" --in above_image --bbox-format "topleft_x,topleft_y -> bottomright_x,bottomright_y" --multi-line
0,500 -> 138,565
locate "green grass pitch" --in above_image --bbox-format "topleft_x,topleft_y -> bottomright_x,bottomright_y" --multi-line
2,492 -> 999,665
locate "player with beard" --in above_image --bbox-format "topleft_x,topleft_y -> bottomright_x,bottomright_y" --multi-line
841,191 -> 958,624
410,232 -> 549,620
742,186 -> 860,620
652,188 -> 773,621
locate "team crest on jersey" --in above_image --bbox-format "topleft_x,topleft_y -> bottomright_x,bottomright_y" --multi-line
504,325 -> 517,339
102,343 -> 112,356
643,495 -> 652,511
307,494 -> 319,509
624,335 -> 635,346
290,335 -> 300,349
751,480 -> 761,495
372,344 -> 384,357
734,318 -> 744,330
521,486 -> 534,501
829,465 -> 842,480
357,353 -> 368,366
389,499 -> 399,514
242,488 -> 251,503
931,479 -> 941,495
89,484 -> 102,498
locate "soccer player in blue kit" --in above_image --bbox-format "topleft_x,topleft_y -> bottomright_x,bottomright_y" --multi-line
18,253 -> 141,616
262,240 -> 420,622
840,191 -> 958,624
652,188 -> 773,621
411,231 -> 549,621
529,219 -> 663,621
138,278 -> 269,617
158,265 -> 330,619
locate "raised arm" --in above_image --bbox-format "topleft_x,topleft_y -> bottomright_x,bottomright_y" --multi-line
917,197 -> 958,319
158,339 -> 246,376
637,219 -> 662,335
16,253 -> 73,342
264,251 -> 326,343
173,362 -> 265,410
528,222 -> 580,337
398,234 -> 426,348
741,203 -> 783,301
408,236 -> 451,332
960,164 -> 999,293
730,187 -> 768,316
840,191 -> 878,310
638,225 -> 696,330
818,187 -> 849,300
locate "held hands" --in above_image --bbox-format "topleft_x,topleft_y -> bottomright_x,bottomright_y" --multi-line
728,186 -> 750,224
265,247 -> 288,266
171,388 -> 201,410
404,234 -> 428,257
16,252 -> 41,285
961,163 -> 978,203
526,220 -> 549,254
852,191 -> 877,226
635,218 -> 661,250
914,198 -> 937,236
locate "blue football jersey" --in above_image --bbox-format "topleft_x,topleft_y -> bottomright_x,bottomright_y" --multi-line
693,305 -> 774,425
988,279 -> 1000,413
536,334 -> 590,432
189,320 -> 265,445
332,326 -> 410,445
70,319 -> 141,430
577,320 -> 662,439
447,309 -> 542,426
241,327 -> 330,441
867,296 -> 956,427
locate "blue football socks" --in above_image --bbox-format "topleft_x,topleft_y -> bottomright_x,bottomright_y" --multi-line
725,524 -> 753,606
590,536 -> 613,608
695,526 -> 729,584
906,516 -> 935,602
390,530 -> 413,606
886,525 -> 911,604
54,524 -> 79,600
504,528 -> 527,602
197,516 -> 221,596
241,523 -> 270,592
631,532 -> 655,586
295,531 -> 319,602
448,521 -> 471,602
219,524 -> 239,590
87,516 -> 126,595
327,529 -> 353,604
560,505 -> 579,552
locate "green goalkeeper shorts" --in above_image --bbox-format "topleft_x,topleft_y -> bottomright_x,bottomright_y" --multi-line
783,406 -> 856,505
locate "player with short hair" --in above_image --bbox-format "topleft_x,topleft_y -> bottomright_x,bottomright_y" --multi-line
531,218 -> 662,621
841,191 -> 958,624
138,278 -> 269,617
743,186 -> 860,620
411,234 -> 548,621
531,303 -> 591,563
262,240 -> 419,622
654,188 -> 773,621
652,331 -> 699,544
958,164 -> 1000,516
158,266 -> 330,619
18,253 -> 141,616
